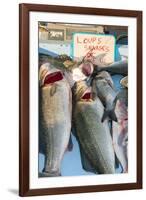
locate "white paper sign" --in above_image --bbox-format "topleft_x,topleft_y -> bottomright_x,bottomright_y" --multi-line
72,33 -> 115,64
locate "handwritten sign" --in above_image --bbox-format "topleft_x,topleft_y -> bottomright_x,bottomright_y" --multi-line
72,33 -> 115,64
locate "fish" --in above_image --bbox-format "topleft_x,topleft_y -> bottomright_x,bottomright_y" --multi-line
92,71 -> 118,122
98,60 -> 128,76
112,88 -> 128,173
73,81 -> 115,174
39,63 -> 72,177
39,54 -> 76,88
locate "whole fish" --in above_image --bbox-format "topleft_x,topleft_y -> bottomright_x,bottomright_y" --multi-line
92,71 -> 118,122
112,88 -> 128,173
73,81 -> 115,174
39,63 -> 72,177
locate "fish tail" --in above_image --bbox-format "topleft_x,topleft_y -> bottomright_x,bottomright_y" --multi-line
40,170 -> 61,177
102,109 -> 118,122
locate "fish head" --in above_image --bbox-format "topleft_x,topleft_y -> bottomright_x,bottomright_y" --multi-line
39,63 -> 64,87
96,71 -> 111,81
95,76 -> 108,87
73,81 -> 92,101
79,61 -> 94,77
92,76 -> 110,100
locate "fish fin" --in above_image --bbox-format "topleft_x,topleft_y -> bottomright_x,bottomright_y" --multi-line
50,84 -> 57,96
67,134 -> 73,151
40,171 -> 61,177
102,109 -> 118,122
79,144 -> 96,173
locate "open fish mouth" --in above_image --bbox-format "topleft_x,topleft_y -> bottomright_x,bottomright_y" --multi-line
79,62 -> 94,77
39,63 -> 64,86
81,88 -> 92,100
43,71 -> 63,86
81,92 -> 92,100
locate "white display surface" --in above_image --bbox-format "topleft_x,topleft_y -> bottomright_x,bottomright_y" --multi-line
29,11 -> 137,189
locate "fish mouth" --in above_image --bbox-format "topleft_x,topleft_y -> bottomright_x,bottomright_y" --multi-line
75,81 -> 92,101
81,88 -> 92,100
43,71 -> 63,86
80,62 -> 94,77
81,92 -> 92,100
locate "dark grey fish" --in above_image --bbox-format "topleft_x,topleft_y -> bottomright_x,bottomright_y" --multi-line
73,81 -> 115,174
39,63 -> 72,177
92,71 -> 118,122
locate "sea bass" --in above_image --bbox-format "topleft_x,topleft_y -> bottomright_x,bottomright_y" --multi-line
73,81 -> 115,174
39,63 -> 72,177
112,88 -> 128,173
92,71 -> 118,122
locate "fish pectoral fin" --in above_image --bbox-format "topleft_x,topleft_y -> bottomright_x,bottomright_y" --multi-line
102,109 -> 118,122
50,84 -> 57,96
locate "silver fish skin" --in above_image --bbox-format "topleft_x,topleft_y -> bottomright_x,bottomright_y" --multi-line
39,64 -> 72,177
92,72 -> 118,122
112,89 -> 128,173
74,81 -> 115,174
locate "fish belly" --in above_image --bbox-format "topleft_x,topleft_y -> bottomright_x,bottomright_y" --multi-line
74,99 -> 115,174
39,81 -> 71,176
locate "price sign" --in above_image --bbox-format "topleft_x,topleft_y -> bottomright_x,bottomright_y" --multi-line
72,33 -> 115,64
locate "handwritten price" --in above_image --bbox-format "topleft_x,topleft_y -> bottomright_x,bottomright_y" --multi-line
73,33 -> 115,63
